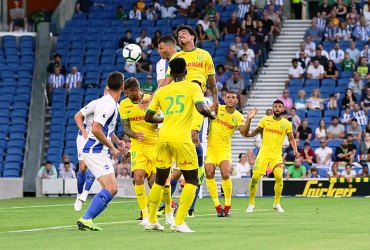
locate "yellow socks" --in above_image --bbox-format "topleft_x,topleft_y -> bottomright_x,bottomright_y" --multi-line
174,183 -> 196,226
222,179 -> 232,206
249,173 -> 262,205
206,178 -> 221,207
163,186 -> 172,213
273,167 -> 283,205
134,184 -> 148,219
148,183 -> 163,224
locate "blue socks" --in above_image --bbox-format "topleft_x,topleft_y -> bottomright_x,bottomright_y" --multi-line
77,171 -> 86,194
83,189 -> 113,220
84,170 -> 95,192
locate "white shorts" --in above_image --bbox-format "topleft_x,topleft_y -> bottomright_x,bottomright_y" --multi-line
76,132 -> 87,161
82,153 -> 114,178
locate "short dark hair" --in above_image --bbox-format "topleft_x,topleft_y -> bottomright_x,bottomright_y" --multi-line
351,118 -> 358,123
227,91 -> 238,96
45,161 -> 52,165
107,71 -> 124,91
169,57 -> 186,77
304,142 -> 310,146
331,116 -> 338,120
158,35 -> 176,46
124,77 -> 140,90
292,58 -> 298,63
176,24 -> 197,43
216,64 -> 225,71
273,99 -> 284,105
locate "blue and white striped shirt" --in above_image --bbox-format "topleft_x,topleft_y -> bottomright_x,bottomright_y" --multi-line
66,72 -> 82,89
48,73 -> 65,88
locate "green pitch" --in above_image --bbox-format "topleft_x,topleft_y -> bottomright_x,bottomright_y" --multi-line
0,197 -> 369,250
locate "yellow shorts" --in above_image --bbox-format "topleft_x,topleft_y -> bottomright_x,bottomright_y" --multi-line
156,142 -> 198,171
205,146 -> 231,166
191,106 -> 204,131
130,144 -> 157,175
253,154 -> 283,175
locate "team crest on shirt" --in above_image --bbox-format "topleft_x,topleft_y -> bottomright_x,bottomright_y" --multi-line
102,114 -> 106,118
280,124 -> 286,130
232,117 -> 238,124
197,54 -> 204,60
104,165 -> 109,169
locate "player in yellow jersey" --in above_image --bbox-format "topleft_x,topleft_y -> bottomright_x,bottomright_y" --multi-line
119,77 -> 174,226
246,100 -> 299,213
205,92 -> 257,217
144,57 -> 215,233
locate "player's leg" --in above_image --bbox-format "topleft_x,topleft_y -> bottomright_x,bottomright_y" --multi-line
133,169 -> 149,223
74,160 -> 88,211
219,160 -> 232,216
246,156 -> 267,213
272,163 -> 285,212
79,170 -> 95,202
205,162 -> 223,216
188,143 -> 204,217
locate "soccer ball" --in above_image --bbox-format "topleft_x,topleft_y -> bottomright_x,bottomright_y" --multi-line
122,44 -> 142,62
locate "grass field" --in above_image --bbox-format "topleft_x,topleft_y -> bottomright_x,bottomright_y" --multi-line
0,197 -> 369,250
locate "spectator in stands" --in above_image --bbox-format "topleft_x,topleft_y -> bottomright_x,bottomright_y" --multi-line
115,5 -> 127,20
136,29 -> 152,52
141,75 -> 157,94
336,139 -> 356,163
9,0 -> 28,32
216,64 -> 229,87
290,108 -> 301,133
295,42 -> 310,58
136,0 -> 146,12
337,22 -> 352,41
223,50 -> 238,71
160,0 -> 177,19
261,10 -> 275,51
294,90 -> 308,110
342,52 -> 356,72
248,35 -> 263,67
315,138 -> 332,167
326,162 -> 340,177
341,88 -> 357,110
324,20 -> 338,42
304,19 -> 323,43
254,20 -> 268,63
214,12 -> 225,38
297,51 -> 310,70
335,0 -> 347,21
340,163 -> 357,180
239,54 -> 252,80
124,62 -> 137,74
277,89 -> 293,112
357,56 -> 370,79
317,44 -> 330,59
324,60 -> 339,79
296,119 -> 313,143
347,118 -> 363,141
353,18 -> 370,41
177,0 -> 192,16
76,0 -> 104,13
307,60 -> 325,80
47,53 -> 67,75
205,20 -> 220,48
316,11 -> 327,30
117,165 -> 131,179
348,72 -> 364,96
58,154 -> 76,171
360,43 -> 370,63
205,0 -> 217,20
267,4 -> 282,30
357,163 -> 370,177
315,119 -> 328,139
340,106 -> 353,125
146,4 -> 158,20
236,0 -> 252,19
229,35 -> 243,56
318,0 -> 332,17
286,157 -> 307,179
48,66 -> 65,95
66,66 -> 82,91
327,93 -> 338,110
224,12 -> 241,35
136,52 -> 152,75
233,152 -> 253,178
129,4 -> 142,20
226,70 -> 245,111
329,42 -> 345,64
118,30 -> 135,49
361,86 -> 370,112
307,88 -> 324,110
311,48 -> 329,67
187,1 -> 201,19
346,41 -> 361,63
304,36 -> 316,57
241,14 -> 257,34
308,167 -> 321,178
353,102 -> 368,126
198,15 -> 211,35
327,116 -> 345,139
329,9 -> 340,27
300,142 -> 315,168
288,58 -> 304,81
59,161 -> 76,179
37,161 -> 58,179
237,43 -> 255,63
151,30 -> 162,49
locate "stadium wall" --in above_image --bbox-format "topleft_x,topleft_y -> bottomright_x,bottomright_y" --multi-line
50,0 -> 77,35
0,178 -> 23,199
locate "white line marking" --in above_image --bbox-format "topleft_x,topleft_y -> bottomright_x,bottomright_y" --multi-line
0,200 -> 137,210
2,209 -> 269,233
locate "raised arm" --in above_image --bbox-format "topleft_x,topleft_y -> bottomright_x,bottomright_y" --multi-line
195,102 -> 216,120
239,108 -> 258,137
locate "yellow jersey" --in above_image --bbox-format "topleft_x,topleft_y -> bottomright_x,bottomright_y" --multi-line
208,105 -> 245,149
166,48 -> 215,92
119,94 -> 158,146
258,115 -> 292,156
147,80 -> 205,143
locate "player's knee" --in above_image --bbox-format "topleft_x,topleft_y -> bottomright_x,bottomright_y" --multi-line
205,171 -> 214,179
221,172 -> 230,180
133,172 -> 145,185
107,185 -> 118,196
78,162 -> 87,172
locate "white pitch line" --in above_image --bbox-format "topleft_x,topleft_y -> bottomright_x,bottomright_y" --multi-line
3,209 -> 270,233
0,200 -> 137,210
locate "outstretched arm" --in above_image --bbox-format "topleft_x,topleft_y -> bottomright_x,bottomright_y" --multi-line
248,126 -> 263,137
287,131 -> 299,158
122,120 -> 144,140
195,102 -> 216,120
239,108 -> 258,137
208,75 -> 219,113
145,111 -> 164,124
74,111 -> 88,138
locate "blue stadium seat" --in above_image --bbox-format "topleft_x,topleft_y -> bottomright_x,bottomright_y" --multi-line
9,124 -> 26,133
324,109 -> 339,117
340,71 -> 354,79
11,117 -> 26,126
2,168 -> 20,177
51,117 -> 66,126
46,154 -> 62,166
49,139 -> 64,148
305,79 -> 320,87
5,154 -> 22,164
7,147 -> 23,155
327,139 -> 341,148
318,168 -> 329,177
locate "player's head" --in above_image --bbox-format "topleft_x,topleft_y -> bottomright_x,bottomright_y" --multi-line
225,91 -> 239,108
157,35 -> 177,60
176,24 -> 197,46
123,77 -> 141,101
107,71 -> 124,91
169,57 -> 187,79
272,99 -> 284,117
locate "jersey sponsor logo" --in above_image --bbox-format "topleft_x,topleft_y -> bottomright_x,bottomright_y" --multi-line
178,160 -> 193,166
265,128 -> 283,135
186,61 -> 204,68
129,116 -> 145,121
124,105 -> 133,108
216,118 -> 234,129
